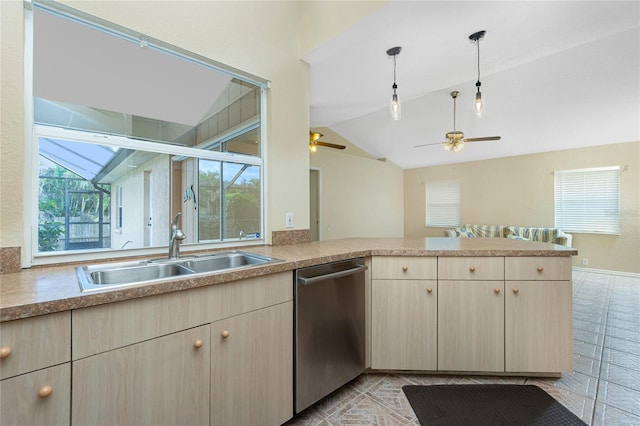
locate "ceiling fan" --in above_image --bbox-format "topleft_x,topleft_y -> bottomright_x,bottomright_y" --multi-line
309,131 -> 346,152
414,91 -> 501,152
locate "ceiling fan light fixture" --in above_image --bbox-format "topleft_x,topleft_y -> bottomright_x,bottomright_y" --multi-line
469,30 -> 486,118
386,46 -> 402,120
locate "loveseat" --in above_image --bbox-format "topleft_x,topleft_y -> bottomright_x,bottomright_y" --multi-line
445,224 -> 573,247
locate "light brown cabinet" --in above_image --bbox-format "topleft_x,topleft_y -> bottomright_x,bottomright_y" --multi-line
211,302 -> 293,426
371,255 -> 573,375
437,280 -> 504,372
1,364 -> 70,426
72,325 -> 210,426
371,257 -> 437,370
505,257 -> 573,373
0,312 -> 71,426
70,272 -> 293,426
437,257 -> 505,372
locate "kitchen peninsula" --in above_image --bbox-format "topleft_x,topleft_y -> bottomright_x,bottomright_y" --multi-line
0,237 -> 577,426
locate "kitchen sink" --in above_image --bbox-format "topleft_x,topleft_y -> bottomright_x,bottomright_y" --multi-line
178,252 -> 273,273
76,251 -> 281,292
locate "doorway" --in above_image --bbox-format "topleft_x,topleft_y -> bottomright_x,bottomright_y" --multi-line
309,169 -> 320,241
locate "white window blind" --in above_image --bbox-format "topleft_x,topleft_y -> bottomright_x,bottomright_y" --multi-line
426,180 -> 460,227
554,166 -> 620,234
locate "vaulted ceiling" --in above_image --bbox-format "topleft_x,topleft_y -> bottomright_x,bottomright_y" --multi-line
304,1 -> 640,169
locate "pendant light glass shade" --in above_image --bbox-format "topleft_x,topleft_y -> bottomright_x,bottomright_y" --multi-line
390,91 -> 401,120
474,87 -> 484,118
387,47 -> 402,121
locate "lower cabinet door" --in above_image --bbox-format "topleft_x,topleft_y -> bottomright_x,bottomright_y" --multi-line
371,279 -> 437,370
505,280 -> 573,373
211,302 -> 293,426
438,280 -> 505,372
1,363 -> 70,426
72,325 -> 210,426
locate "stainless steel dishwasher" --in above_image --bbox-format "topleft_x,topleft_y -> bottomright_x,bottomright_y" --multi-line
294,258 -> 367,413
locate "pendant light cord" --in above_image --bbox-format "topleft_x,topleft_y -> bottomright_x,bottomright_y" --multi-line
476,39 -> 481,84
393,54 -> 398,92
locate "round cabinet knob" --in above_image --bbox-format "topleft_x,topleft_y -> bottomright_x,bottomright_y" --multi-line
469,266 -> 476,272
512,288 -> 520,294
38,385 -> 53,398
193,339 -> 203,349
427,288 -> 433,294
494,288 -> 501,294
221,330 -> 230,338
537,266 -> 544,272
0,346 -> 12,359
402,266 -> 408,272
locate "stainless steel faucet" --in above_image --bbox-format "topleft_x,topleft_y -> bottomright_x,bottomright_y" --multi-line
169,213 -> 185,259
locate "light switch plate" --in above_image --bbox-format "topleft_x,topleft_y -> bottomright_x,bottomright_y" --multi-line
286,212 -> 294,228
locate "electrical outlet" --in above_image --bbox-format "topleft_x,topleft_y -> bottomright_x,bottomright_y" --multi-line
582,258 -> 589,266
286,212 -> 294,228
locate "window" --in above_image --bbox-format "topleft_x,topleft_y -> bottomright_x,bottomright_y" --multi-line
27,2 -> 268,262
426,180 -> 460,227
554,166 -> 620,234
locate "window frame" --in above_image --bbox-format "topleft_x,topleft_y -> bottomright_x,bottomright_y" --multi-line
24,1 -> 270,266
554,166 -> 621,235
425,180 -> 461,228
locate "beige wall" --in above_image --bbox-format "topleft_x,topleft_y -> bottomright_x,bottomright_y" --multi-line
0,1 -> 25,249
310,150 -> 403,240
404,141 -> 640,273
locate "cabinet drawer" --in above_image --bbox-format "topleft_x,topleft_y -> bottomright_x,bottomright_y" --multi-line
438,257 -> 504,280
73,272 -> 293,359
505,257 -> 572,280
372,257 -> 437,280
0,312 -> 71,380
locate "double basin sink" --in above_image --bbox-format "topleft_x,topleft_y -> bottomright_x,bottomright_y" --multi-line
76,251 -> 281,292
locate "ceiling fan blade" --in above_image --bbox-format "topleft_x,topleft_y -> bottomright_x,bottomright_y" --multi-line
463,136 -> 502,142
316,141 -> 346,150
414,142 -> 447,148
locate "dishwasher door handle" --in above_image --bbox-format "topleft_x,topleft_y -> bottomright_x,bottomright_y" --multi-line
297,264 -> 368,286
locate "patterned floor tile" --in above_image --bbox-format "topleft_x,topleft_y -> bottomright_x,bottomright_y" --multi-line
573,340 -> 604,360
573,353 -> 602,377
602,347 -> 640,370
574,318 -> 606,335
529,370 -> 598,399
600,362 -> 640,392
308,382 -> 365,419
325,393 -> 414,425
364,374 -> 416,419
592,402 -> 640,426
348,373 -> 388,394
573,328 -> 605,346
574,310 -> 606,324
604,335 -> 640,357
527,382 -> 595,424
284,407 -> 329,426
605,327 -> 640,344
596,381 -> 640,416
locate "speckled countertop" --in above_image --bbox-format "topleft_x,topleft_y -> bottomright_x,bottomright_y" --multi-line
0,237 -> 576,322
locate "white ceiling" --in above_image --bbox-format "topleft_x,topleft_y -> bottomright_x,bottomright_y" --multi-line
304,1 -> 640,169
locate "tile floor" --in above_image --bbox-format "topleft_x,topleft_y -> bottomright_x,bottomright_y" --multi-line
286,269 -> 640,425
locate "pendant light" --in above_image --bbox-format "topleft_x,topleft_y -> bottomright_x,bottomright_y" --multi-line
469,30 -> 486,118
386,46 -> 402,120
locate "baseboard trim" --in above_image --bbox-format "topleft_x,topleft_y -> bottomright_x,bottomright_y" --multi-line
573,266 -> 640,279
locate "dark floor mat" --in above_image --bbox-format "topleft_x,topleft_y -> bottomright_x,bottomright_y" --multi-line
402,384 -> 587,425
